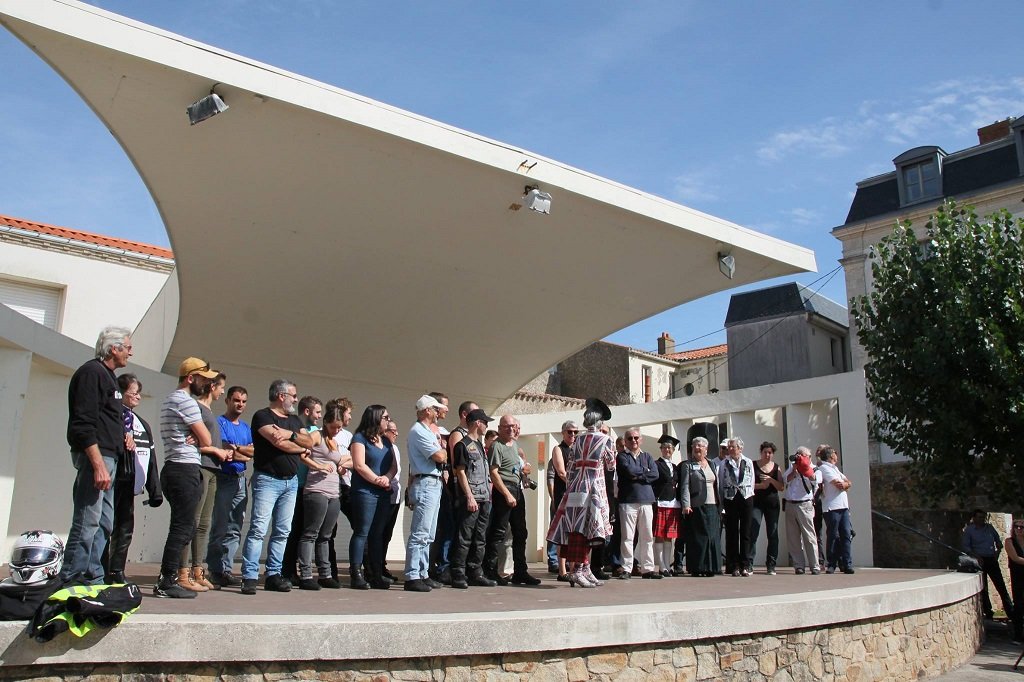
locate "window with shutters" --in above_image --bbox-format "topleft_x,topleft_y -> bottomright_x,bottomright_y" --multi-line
0,278 -> 63,330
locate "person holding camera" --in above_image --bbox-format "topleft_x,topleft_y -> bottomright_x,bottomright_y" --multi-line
482,416 -> 540,586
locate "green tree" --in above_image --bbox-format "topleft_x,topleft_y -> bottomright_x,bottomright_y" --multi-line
851,201 -> 1024,507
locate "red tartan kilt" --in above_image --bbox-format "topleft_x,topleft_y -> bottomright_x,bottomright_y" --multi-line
653,505 -> 681,539
560,532 -> 596,563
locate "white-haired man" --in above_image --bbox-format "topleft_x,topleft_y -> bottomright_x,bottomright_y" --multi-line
61,326 -> 134,584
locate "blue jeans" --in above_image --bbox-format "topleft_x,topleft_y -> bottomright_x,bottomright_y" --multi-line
349,489 -> 391,572
60,452 -> 116,584
241,472 -> 297,579
824,507 -> 853,569
206,471 -> 248,574
404,475 -> 442,580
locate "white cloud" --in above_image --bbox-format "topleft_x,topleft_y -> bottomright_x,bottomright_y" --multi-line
671,170 -> 719,204
785,207 -> 820,226
757,77 -> 1024,163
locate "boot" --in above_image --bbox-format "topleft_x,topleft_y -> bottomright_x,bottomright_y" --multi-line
178,567 -> 207,592
349,567 -> 369,590
193,565 -> 216,590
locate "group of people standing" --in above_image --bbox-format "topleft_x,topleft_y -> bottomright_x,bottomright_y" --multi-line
542,398 -> 856,586
59,326 -> 857,599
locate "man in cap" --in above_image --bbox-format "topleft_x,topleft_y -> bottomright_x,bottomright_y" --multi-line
449,408 -> 497,589
62,326 -> 134,584
155,357 -> 228,597
404,394 -> 448,592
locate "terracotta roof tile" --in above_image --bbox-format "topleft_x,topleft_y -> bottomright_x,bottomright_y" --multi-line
0,213 -> 173,260
663,343 -> 728,361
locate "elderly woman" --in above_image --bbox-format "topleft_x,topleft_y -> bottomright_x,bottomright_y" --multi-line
680,436 -> 721,577
719,437 -> 755,577
653,435 -> 682,577
547,399 -> 616,588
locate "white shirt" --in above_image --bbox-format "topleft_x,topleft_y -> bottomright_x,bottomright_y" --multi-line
334,429 -> 353,486
818,461 -> 849,512
783,464 -> 816,502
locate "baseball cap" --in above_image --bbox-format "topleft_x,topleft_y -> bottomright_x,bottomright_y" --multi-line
466,408 -> 493,423
178,357 -> 219,379
415,394 -> 445,411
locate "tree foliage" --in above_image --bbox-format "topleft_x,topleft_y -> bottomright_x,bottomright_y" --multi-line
850,201 -> 1024,507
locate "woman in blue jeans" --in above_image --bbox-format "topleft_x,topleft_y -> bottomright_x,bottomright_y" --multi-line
348,405 -> 398,589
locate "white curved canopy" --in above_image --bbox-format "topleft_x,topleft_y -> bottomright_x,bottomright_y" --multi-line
0,1 -> 815,408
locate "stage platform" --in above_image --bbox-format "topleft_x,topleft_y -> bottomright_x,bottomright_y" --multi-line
0,563 -> 984,680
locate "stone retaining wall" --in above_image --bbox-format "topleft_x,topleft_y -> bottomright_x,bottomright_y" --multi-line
0,595 -> 981,681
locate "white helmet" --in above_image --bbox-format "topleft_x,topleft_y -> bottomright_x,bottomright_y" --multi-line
9,530 -> 64,584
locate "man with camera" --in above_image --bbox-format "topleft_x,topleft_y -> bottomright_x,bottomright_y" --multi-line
482,415 -> 540,586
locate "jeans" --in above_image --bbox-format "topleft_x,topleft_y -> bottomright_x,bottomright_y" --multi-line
824,507 -> 853,569
300,492 -> 341,579
404,475 -> 442,580
159,461 -> 203,579
429,485 -> 455,575
483,485 -> 528,577
241,471 -> 298,580
206,471 -> 247,574
748,500 -> 780,569
349,489 -> 391,573
61,452 -> 116,584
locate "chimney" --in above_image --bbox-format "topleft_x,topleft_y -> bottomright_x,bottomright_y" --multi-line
657,331 -> 675,355
977,118 -> 1013,145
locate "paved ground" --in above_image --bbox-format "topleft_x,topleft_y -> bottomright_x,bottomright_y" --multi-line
78,562 -> 947,616
937,619 -> 1024,680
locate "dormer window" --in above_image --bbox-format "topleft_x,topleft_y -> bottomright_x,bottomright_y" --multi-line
893,146 -> 945,207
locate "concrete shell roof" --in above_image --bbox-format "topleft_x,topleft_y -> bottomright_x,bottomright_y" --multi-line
0,1 -> 815,407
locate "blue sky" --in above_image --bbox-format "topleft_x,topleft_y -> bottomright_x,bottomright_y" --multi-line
2,1 -> 1022,353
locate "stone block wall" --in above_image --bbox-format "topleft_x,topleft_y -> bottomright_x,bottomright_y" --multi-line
0,595 -> 981,681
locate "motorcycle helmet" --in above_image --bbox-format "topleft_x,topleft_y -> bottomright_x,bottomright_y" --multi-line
9,530 -> 64,584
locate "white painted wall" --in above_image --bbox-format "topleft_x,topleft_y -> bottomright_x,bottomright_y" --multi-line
0,241 -> 169,346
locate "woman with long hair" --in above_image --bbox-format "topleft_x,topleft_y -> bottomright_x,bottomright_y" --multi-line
348,404 -> 397,589
296,403 -> 346,590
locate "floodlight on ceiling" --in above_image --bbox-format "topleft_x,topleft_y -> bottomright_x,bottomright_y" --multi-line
718,252 -> 735,280
523,186 -> 552,214
187,84 -> 229,126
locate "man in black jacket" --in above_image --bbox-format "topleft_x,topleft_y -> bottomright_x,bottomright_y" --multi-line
61,326 -> 133,584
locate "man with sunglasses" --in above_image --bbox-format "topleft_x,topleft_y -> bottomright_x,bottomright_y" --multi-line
547,421 -> 578,577
616,429 -> 661,579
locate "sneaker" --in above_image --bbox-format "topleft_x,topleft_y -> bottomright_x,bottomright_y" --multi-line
299,578 -> 321,591
318,577 -> 341,589
153,577 -> 197,599
210,571 -> 242,588
468,575 -> 497,587
810,568 -> 821,576
510,572 -> 541,586
403,578 -> 431,592
264,574 -> 292,592
240,578 -> 258,595
766,566 -> 777,576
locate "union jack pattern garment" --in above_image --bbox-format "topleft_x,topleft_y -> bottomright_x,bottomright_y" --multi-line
546,429 -> 616,545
